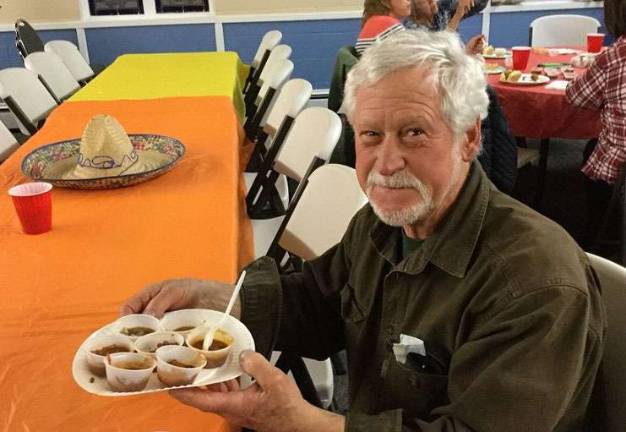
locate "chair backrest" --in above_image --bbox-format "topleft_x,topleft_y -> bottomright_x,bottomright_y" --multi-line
274,107 -> 342,182
263,78 -> 313,137
0,68 -> 58,135
279,164 -> 367,260
586,253 -> 626,432
44,40 -> 94,82
529,15 -> 601,47
257,45 -> 292,87
251,30 -> 282,69
328,46 -> 359,113
0,120 -> 19,162
15,18 -> 44,59
24,52 -> 81,102
256,59 -> 294,106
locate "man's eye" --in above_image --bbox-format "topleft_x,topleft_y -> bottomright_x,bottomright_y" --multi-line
407,128 -> 425,137
361,130 -> 379,137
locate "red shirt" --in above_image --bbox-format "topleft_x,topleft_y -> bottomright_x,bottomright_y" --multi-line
566,36 -> 626,184
356,15 -> 405,55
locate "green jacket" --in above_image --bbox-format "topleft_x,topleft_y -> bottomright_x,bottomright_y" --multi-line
241,162 -> 606,431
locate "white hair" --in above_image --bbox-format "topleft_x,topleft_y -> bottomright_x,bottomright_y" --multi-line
366,169 -> 434,226
344,30 -> 489,138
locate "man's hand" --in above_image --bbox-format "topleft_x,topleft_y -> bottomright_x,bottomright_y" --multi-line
170,351 -> 345,432
466,34 -> 486,55
447,0 -> 475,30
120,278 -> 238,318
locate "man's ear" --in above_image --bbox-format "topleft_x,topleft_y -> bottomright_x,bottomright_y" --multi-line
460,119 -> 481,162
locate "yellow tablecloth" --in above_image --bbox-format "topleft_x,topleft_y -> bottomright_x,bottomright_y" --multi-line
71,52 -> 249,119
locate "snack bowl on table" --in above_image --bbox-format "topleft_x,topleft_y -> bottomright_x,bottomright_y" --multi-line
544,67 -> 561,79
159,309 -> 208,336
135,331 -> 185,359
186,327 -> 234,368
105,352 -> 156,392
113,314 -> 160,340
155,345 -> 208,386
84,333 -> 135,377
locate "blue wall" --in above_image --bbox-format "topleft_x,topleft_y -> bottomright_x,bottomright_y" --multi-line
0,28 -> 77,68
224,19 -> 359,89
85,24 -> 216,66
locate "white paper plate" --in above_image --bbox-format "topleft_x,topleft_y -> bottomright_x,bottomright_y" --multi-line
482,51 -> 511,59
483,64 -> 506,75
499,73 -> 550,86
72,309 -> 255,397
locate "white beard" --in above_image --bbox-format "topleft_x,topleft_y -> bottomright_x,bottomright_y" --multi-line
366,169 -> 434,227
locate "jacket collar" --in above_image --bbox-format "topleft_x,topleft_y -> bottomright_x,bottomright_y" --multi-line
370,161 -> 490,278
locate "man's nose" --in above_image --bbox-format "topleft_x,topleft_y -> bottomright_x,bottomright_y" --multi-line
375,138 -> 405,176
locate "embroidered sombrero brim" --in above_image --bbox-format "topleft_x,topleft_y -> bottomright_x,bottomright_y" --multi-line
22,134 -> 185,190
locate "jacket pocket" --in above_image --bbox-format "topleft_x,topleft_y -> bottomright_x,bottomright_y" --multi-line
380,354 -> 449,418
340,283 -> 366,323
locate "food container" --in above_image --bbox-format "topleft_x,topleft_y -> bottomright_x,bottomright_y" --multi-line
134,331 -> 185,359
186,327 -> 234,368
105,352 -> 156,392
84,333 -> 134,377
113,314 -> 160,339
156,345 -> 207,386
159,309 -> 207,335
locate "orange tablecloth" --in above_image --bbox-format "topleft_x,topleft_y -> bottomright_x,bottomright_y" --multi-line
0,97 -> 253,431
488,50 -> 601,139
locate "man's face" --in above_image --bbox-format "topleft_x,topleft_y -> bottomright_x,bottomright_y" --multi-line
352,66 -> 478,233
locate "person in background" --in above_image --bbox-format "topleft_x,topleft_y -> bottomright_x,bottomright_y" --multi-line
407,0 -> 486,53
356,0 -> 412,54
121,30 -> 605,432
565,0 -> 625,245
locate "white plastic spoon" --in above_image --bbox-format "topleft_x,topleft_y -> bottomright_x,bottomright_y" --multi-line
202,270 -> 246,351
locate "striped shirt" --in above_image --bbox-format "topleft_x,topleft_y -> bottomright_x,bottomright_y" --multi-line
356,15 -> 405,55
566,36 -> 626,184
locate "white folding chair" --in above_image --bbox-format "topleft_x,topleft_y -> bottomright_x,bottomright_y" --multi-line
243,58 -> 294,140
44,40 -> 95,83
270,164 -> 368,261
0,120 -> 19,162
246,107 -> 341,222
263,164 -> 366,409
586,253 -> 626,432
0,68 -> 58,135
244,44 -> 292,116
24,52 -> 80,103
15,18 -> 44,59
244,30 -> 282,93
529,15 -> 601,47
245,78 -> 313,172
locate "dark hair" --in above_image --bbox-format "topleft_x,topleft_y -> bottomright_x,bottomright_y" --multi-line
362,0 -> 392,26
604,0 -> 626,38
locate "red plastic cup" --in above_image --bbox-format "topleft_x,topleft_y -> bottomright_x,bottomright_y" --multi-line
587,33 -> 605,53
512,46 -> 531,71
8,182 -> 53,234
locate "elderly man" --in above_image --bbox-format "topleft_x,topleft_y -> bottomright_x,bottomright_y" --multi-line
122,30 -> 605,431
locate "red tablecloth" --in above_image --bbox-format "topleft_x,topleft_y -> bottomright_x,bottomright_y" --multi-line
487,50 -> 601,139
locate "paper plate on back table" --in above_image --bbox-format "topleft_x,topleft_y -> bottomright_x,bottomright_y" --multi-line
22,134 -> 185,190
72,309 -> 255,397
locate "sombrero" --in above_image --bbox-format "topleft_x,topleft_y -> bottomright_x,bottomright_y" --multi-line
22,115 -> 185,190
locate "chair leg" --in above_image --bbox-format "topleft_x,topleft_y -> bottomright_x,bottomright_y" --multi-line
275,352 -> 323,408
534,138 -> 550,209
592,168 -> 625,256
